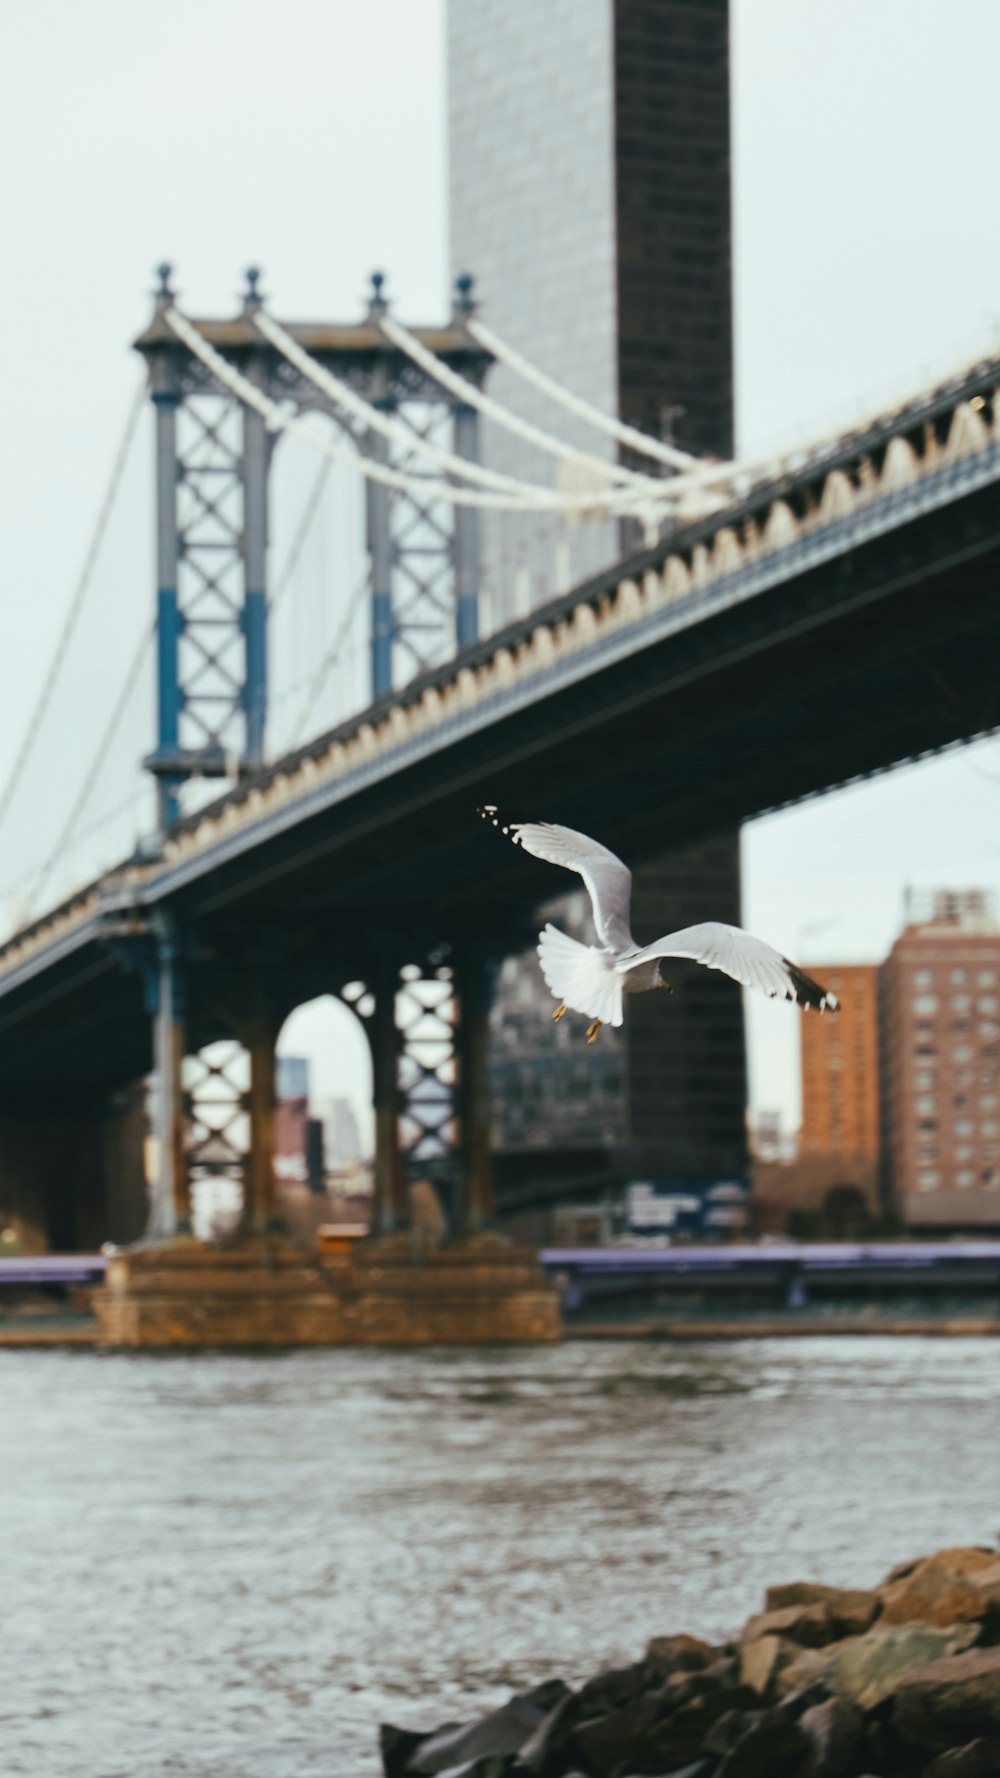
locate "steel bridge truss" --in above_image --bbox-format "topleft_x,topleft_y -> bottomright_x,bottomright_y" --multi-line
144,930 -> 493,1241
136,266 -> 489,830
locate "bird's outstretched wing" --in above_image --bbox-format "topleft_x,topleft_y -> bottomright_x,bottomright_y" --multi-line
478,806 -> 634,952
619,922 -> 839,1011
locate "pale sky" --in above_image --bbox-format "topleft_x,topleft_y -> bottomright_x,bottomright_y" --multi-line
3,0 -> 1000,1144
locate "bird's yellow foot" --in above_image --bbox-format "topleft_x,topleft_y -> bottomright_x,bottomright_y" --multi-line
552,1003 -> 567,1022
659,980 -> 674,995
586,1019 -> 602,1044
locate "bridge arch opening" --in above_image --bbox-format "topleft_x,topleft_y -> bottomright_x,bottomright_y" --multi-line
273,993 -> 374,1243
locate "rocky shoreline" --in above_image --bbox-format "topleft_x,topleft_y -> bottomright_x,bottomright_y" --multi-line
381,1545 -> 1000,1778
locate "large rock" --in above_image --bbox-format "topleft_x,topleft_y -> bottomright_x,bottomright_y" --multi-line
645,1633 -> 719,1674
381,1679 -> 569,1776
761,1593 -> 871,1628
892,1646 -> 1000,1753
739,1634 -> 800,1698
798,1695 -> 864,1778
740,1603 -> 836,1649
764,1582 -> 881,1636
921,1739 -> 1000,1777
704,1707 -> 809,1778
967,1559 -> 1000,1617
780,1622 -> 979,1711
571,1688 -> 696,1778
880,1547 -> 1000,1628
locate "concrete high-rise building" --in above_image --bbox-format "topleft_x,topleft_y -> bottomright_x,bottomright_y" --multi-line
448,0 -> 733,622
449,0 -> 746,1215
880,891 -> 1000,1229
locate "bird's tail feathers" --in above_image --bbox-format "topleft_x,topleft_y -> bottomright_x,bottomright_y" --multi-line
537,923 -> 624,1026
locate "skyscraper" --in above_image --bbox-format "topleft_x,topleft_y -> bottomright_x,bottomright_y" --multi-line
449,0 -> 746,1213
448,0 -> 733,621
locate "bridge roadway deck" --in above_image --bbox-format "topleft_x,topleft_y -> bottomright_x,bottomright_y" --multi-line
3,356 -> 1000,1098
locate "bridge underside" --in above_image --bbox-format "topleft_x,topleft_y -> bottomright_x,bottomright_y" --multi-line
1,475 -> 999,1105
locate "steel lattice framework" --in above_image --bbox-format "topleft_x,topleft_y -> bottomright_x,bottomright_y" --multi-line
136,266 -> 491,830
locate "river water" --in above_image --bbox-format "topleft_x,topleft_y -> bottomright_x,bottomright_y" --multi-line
3,1338 -> 998,1777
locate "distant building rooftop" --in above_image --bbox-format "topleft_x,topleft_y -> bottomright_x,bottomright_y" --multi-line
903,887 -> 998,932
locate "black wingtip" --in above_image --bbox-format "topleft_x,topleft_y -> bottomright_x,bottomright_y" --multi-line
784,958 -> 840,1013
476,804 -> 535,843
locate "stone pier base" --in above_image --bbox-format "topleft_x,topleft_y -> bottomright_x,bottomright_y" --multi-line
93,1234 -> 562,1347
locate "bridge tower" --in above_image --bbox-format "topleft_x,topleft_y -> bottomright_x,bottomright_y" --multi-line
134,265 -> 491,830
101,267 -> 559,1342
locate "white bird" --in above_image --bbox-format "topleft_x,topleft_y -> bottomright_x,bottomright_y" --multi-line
479,807 -> 839,1042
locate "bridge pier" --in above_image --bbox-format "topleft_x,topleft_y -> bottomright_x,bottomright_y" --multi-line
368,953 -> 407,1235
243,979 -> 281,1236
0,1091 -> 147,1254
93,929 -> 558,1345
149,917 -> 189,1237
453,946 -> 495,1235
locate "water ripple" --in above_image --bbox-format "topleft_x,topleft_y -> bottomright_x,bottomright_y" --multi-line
2,1337 -> 998,1776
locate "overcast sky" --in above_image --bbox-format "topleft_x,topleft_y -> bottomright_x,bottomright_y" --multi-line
3,0 -> 1000,1137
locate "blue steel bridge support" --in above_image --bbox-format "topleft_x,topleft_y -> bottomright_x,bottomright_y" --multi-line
144,264 -> 272,831
127,264 -> 497,1273
137,266 -> 490,826
452,274 -> 481,651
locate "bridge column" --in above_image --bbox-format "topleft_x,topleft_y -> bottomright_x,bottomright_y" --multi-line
241,337 -> 269,769
453,947 -> 495,1234
149,916 -> 189,1236
243,979 -> 280,1235
150,317 -> 183,832
452,275 -> 481,649
367,276 -> 395,700
369,953 -> 407,1233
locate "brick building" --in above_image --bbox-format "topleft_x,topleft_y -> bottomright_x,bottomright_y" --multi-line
751,966 -> 882,1236
800,964 -> 880,1160
879,890 -> 1000,1229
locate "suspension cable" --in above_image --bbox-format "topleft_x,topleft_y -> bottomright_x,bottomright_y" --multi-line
167,309 -> 616,515
270,454 -> 334,614
289,566 -> 372,746
464,315 -> 703,473
0,376 -> 147,841
254,309 -> 564,500
377,313 -> 665,492
25,621 -> 155,918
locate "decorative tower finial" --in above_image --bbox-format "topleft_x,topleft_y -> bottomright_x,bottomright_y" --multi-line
454,272 -> 476,316
155,262 -> 175,304
368,270 -> 388,316
243,265 -> 263,308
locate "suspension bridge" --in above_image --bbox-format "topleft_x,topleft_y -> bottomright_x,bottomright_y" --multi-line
1,263 -> 1000,1341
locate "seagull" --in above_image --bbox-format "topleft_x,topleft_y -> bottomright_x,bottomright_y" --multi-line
478,807 -> 839,1042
